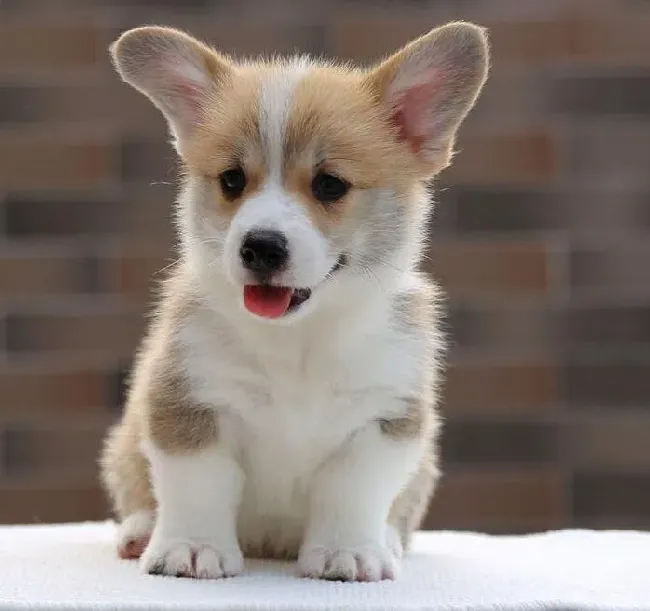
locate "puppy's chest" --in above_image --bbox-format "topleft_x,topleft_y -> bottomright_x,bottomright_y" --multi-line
220,365 -> 375,530
183,317 -> 418,479
224,364 -> 377,470
186,337 -> 391,477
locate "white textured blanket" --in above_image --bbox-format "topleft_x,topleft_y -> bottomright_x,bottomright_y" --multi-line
0,522 -> 649,610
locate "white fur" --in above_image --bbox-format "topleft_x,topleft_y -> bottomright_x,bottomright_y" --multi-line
141,442 -> 244,578
224,182 -> 333,291
259,58 -> 311,178
299,425 -> 422,580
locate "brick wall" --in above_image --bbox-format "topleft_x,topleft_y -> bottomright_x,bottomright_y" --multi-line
1,0 -> 649,532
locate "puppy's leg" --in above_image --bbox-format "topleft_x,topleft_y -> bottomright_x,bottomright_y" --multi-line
100,414 -> 155,560
299,405 -> 433,582
140,405 -> 244,579
388,448 -> 439,556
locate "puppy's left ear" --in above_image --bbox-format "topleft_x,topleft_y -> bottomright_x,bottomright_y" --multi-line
110,26 -> 232,151
369,22 -> 489,174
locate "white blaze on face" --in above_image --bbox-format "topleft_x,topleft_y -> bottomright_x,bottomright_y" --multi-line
225,58 -> 332,290
260,57 -> 311,180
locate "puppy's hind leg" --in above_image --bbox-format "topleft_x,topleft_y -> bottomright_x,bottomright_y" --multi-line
100,414 -> 156,560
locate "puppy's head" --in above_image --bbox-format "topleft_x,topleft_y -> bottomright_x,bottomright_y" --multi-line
111,24 -> 488,322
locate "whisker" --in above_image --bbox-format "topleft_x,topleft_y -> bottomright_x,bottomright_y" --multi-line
153,258 -> 181,277
200,238 -> 226,247
359,264 -> 389,296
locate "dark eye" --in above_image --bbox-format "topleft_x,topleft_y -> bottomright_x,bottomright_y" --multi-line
219,167 -> 247,199
311,172 -> 349,204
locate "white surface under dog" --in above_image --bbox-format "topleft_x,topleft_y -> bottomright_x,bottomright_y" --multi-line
1,522 -> 649,610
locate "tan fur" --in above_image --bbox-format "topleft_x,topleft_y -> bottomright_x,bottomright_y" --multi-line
101,409 -> 155,519
379,398 -> 427,439
278,67 -> 419,236
148,382 -> 218,454
389,450 -> 439,550
384,277 -> 442,549
100,268 -> 210,520
185,62 -> 419,235
184,67 -> 264,204
287,70 -> 422,179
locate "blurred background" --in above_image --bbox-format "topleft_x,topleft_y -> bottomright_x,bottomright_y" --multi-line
1,0 -> 649,533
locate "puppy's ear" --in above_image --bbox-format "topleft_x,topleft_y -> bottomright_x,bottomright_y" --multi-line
110,26 -> 231,149
368,22 -> 489,174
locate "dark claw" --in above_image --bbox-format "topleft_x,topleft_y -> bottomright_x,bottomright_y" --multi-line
176,569 -> 193,578
323,571 -> 350,582
148,562 -> 165,576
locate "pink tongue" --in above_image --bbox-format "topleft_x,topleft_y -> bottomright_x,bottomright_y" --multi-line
243,285 -> 294,319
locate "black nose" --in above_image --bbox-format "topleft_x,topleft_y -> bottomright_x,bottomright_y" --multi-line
240,230 -> 289,275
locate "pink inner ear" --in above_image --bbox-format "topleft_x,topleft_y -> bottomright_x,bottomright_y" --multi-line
150,54 -> 208,129
390,68 -> 444,154
169,79 -> 204,119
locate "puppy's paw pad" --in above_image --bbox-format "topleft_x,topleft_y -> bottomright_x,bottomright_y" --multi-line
119,535 -> 151,560
141,539 -> 243,579
299,545 -> 399,582
117,510 -> 154,560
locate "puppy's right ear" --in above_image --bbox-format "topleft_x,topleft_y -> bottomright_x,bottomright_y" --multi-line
368,22 -> 489,175
110,26 -> 231,148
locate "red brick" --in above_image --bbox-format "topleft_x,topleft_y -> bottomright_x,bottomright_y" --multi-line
570,243 -> 650,298
451,304 -> 561,357
570,414 -> 650,471
0,138 -> 116,190
425,468 -> 566,531
187,22 -> 325,57
0,24 -> 100,70
5,312 -> 143,357
0,82 -> 163,131
444,364 -> 557,415
561,122 -> 650,186
3,426 -> 104,476
488,19 -> 605,65
5,191 -> 175,238
429,241 -> 550,298
0,485 -> 107,524
0,256 -> 95,295
328,17 -> 444,63
488,17 -> 650,66
0,371 -> 107,415
108,253 -> 171,304
444,132 -> 557,186
596,17 -> 650,64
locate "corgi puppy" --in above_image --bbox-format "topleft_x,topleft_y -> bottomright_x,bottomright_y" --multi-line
100,22 -> 489,582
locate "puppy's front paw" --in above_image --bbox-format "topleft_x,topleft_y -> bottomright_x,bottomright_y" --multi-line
141,537 -> 243,579
298,543 -> 399,582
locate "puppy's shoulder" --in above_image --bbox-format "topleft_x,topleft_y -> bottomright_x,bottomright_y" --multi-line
391,272 -> 444,340
128,263 -> 200,391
